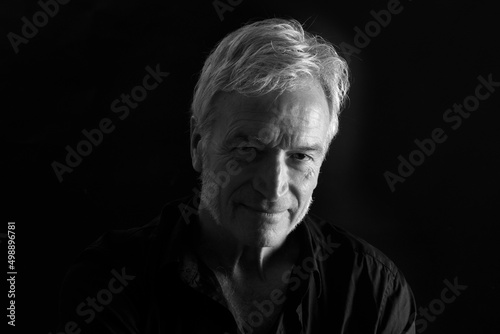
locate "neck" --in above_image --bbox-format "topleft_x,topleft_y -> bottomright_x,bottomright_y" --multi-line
196,209 -> 300,282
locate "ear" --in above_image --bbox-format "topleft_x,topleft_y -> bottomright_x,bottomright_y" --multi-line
190,116 -> 203,172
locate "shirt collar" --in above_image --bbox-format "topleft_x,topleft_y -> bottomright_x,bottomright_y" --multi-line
156,196 -> 328,293
157,196 -> 199,266
286,216 -> 325,300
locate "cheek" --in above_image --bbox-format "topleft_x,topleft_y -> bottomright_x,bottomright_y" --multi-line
308,169 -> 320,191
299,180 -> 316,201
294,164 -> 320,189
294,168 -> 320,204
205,149 -> 238,177
215,160 -> 249,200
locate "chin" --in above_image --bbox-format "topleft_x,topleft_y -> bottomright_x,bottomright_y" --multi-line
244,232 -> 284,248
239,218 -> 297,248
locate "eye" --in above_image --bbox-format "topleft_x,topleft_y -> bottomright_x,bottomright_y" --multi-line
290,153 -> 312,161
234,146 -> 257,154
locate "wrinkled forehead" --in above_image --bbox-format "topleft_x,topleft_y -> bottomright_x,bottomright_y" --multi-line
211,85 -> 330,148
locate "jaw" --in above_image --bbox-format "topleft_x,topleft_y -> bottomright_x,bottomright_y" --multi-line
207,193 -> 313,247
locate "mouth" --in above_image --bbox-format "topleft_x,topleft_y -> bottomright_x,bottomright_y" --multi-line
239,203 -> 288,215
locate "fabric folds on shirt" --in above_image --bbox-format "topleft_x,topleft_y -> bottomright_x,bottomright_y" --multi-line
56,196 -> 416,334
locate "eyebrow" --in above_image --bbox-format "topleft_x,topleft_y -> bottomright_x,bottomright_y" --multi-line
226,134 -> 325,154
295,143 -> 325,154
226,134 -> 262,145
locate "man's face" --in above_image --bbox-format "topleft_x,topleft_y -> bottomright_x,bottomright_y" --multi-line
195,80 -> 331,248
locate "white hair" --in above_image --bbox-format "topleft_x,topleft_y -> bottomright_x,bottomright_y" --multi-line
191,18 -> 350,147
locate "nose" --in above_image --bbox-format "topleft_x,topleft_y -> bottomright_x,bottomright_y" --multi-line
252,151 -> 289,201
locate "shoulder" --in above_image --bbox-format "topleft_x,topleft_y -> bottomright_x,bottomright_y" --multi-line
73,195 -> 191,270
56,198 -> 188,333
304,213 -> 406,283
60,213 -> 164,300
303,214 -> 417,333
73,216 -> 161,272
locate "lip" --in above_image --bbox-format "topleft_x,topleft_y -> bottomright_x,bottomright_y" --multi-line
240,204 -> 287,215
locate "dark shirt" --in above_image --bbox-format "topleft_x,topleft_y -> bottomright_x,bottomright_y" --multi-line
57,197 -> 416,334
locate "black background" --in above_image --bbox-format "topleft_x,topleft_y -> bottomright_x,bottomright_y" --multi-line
2,0 -> 499,333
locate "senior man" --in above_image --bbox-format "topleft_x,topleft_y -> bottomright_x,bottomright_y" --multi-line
57,18 -> 416,334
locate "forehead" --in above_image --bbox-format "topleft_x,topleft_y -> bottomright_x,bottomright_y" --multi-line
211,83 -> 330,147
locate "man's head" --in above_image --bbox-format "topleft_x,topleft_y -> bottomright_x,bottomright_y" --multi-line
190,18 -> 349,248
